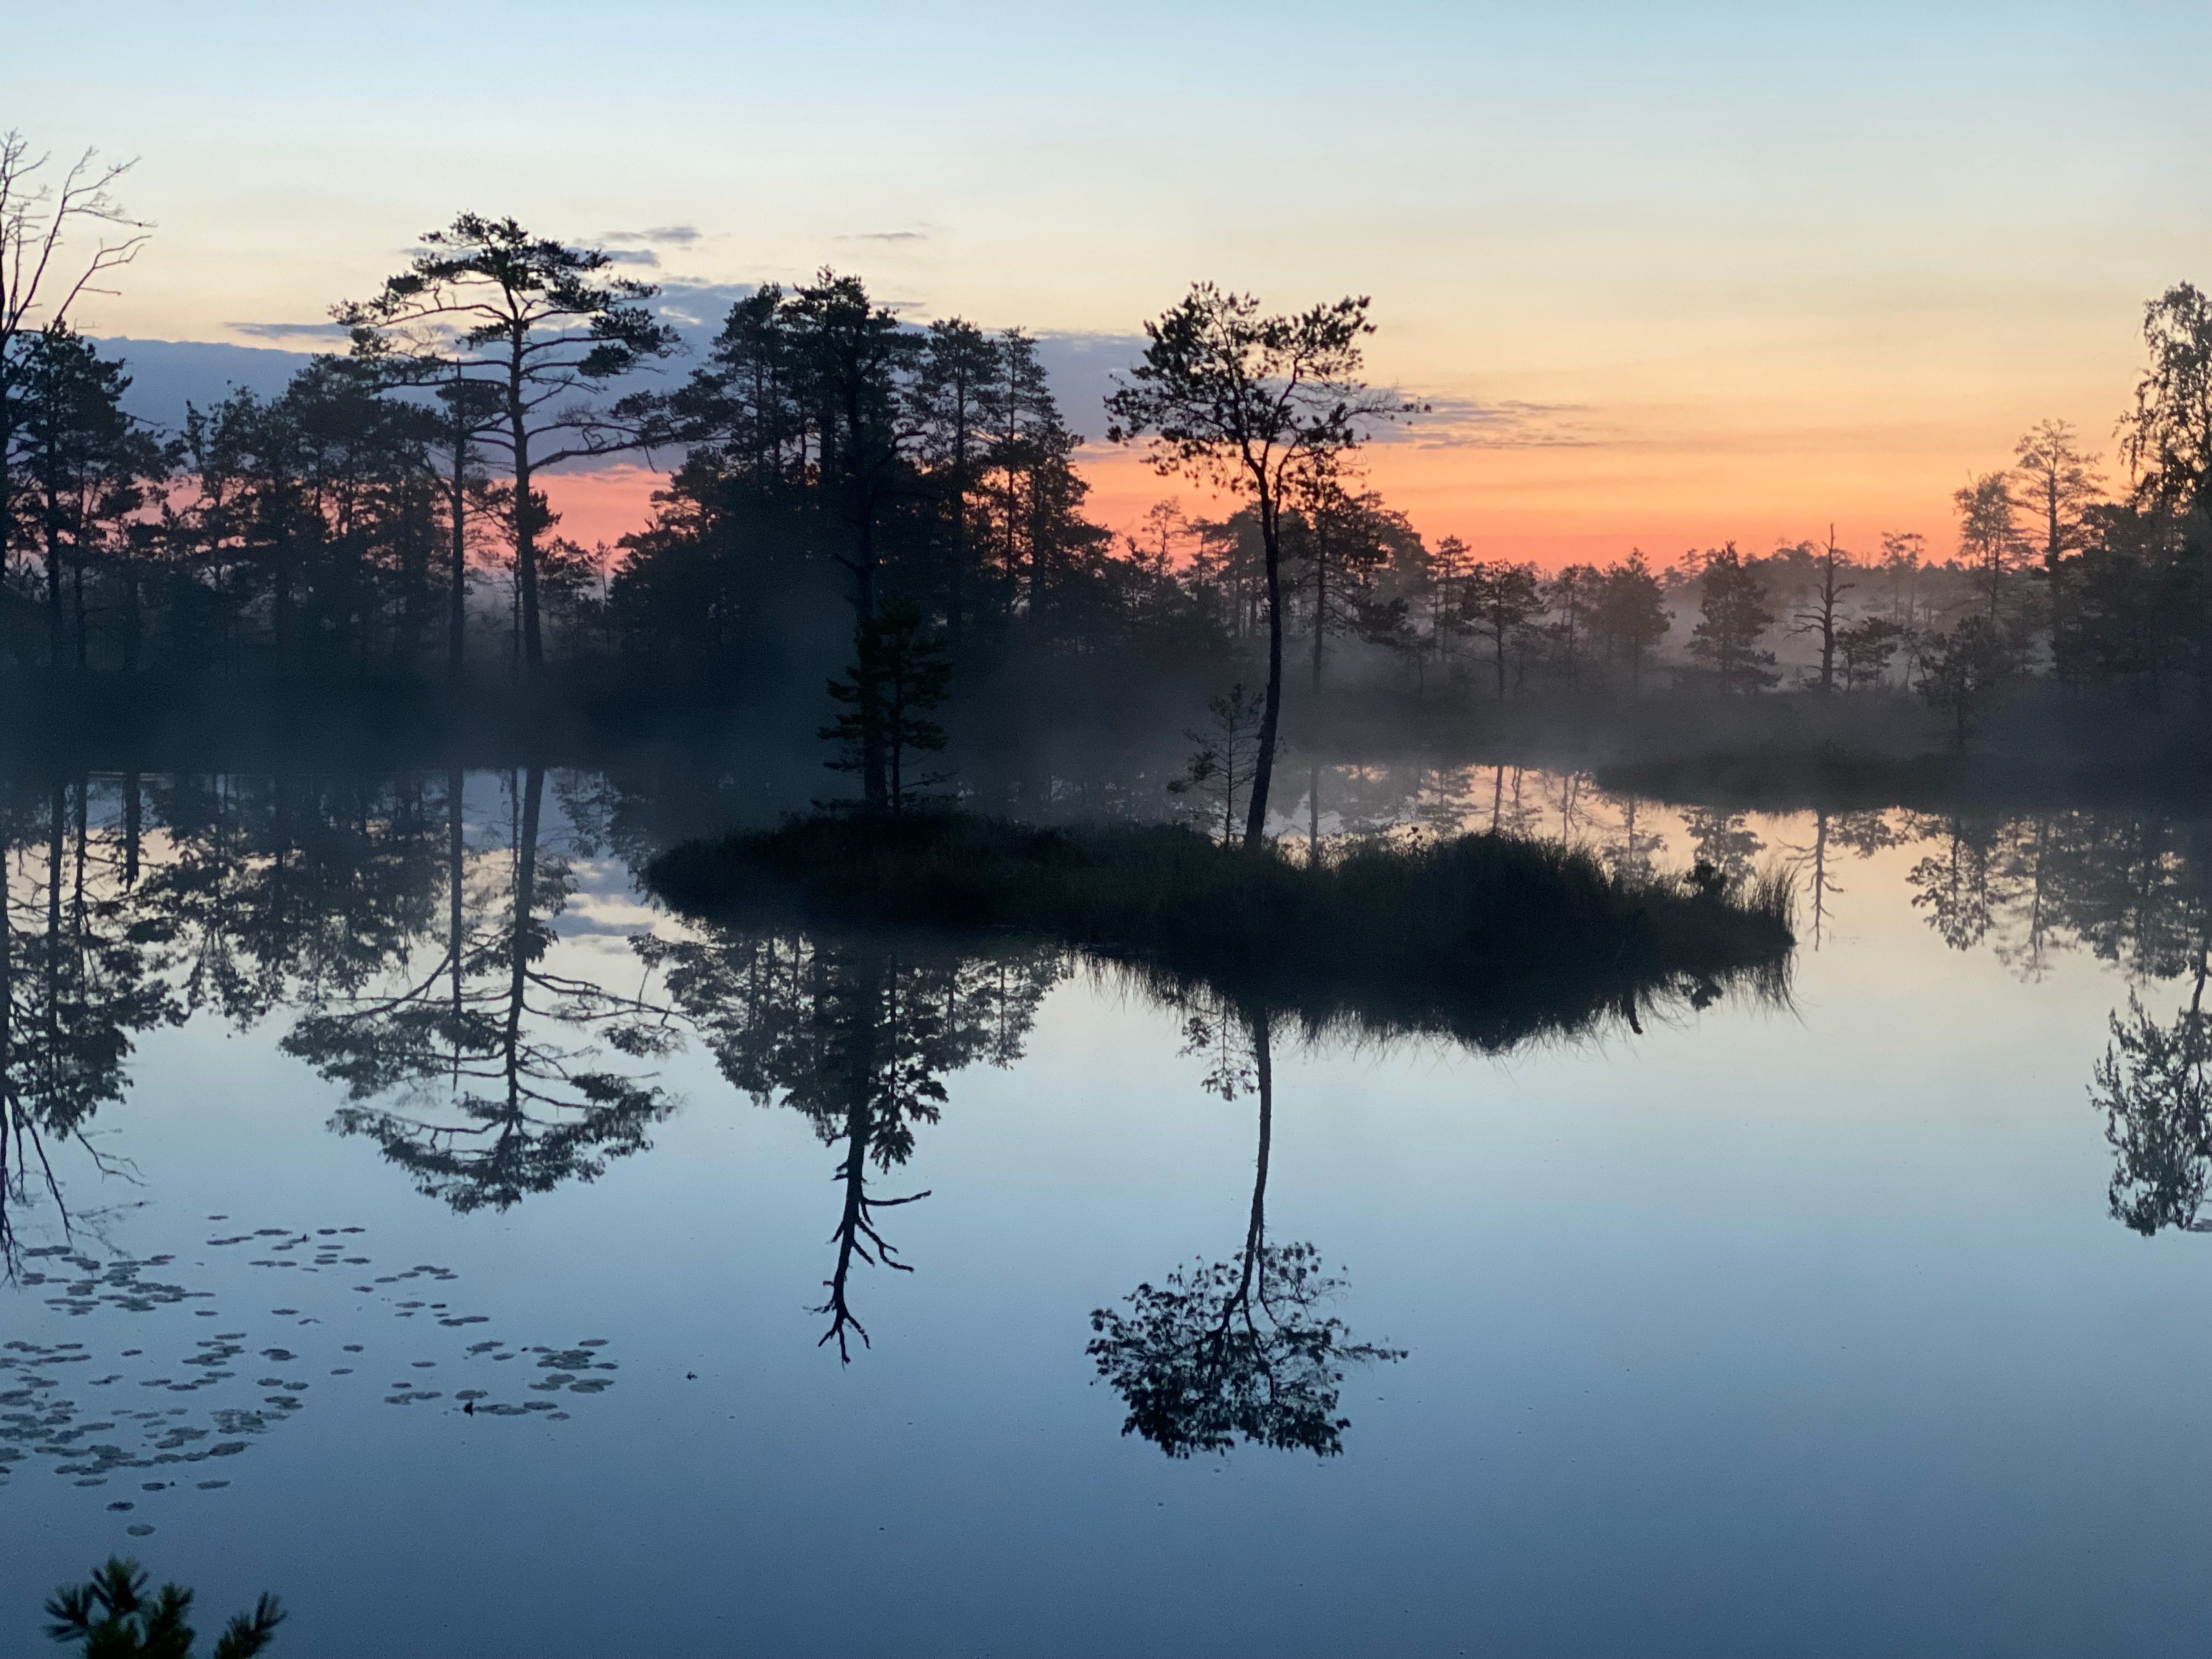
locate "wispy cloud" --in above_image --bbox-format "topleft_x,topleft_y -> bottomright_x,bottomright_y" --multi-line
602,225 -> 701,245
227,320 -> 348,341
838,230 -> 928,244
1385,395 -> 1604,449
597,248 -> 660,268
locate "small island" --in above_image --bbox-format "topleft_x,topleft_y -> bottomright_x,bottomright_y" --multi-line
648,810 -> 1795,1049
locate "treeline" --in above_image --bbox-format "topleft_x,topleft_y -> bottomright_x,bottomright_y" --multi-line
4,140 -> 2211,749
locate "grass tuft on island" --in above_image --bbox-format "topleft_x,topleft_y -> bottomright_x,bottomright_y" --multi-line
647,811 -> 1795,1049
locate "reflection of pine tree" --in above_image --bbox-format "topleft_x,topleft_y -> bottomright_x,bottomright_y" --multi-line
284,769 -> 674,1212
2095,962 -> 2211,1237
1906,815 -> 2002,951
1597,795 -> 1659,888
645,924 -> 1062,1358
1683,807 -> 1765,890
1888,810 -> 2212,982
1087,996 -> 1400,1457
1406,763 -> 1482,842
137,774 -> 446,1027
0,780 -> 182,1268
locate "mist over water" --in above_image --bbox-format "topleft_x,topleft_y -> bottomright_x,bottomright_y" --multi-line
0,756 -> 2201,1657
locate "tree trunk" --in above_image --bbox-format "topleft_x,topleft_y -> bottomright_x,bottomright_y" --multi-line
43,490 -> 64,675
123,772 -> 141,889
504,766 -> 543,1111
122,572 -> 141,677
1243,498 -> 1284,851
70,543 -> 88,673
515,460 -> 541,680
510,343 -> 543,682
448,448 -> 469,692
1232,1005 -> 1274,1311
448,768 -> 466,1075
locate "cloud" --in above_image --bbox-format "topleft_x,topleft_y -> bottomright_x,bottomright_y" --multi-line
1384,396 -> 1604,450
225,320 -> 347,341
601,225 -> 701,245
597,248 -> 661,267
651,279 -> 759,343
93,336 -> 318,430
838,230 -> 928,244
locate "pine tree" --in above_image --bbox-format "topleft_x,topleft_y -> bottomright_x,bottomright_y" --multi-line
821,596 -> 953,816
1686,544 -> 1778,692
44,1556 -> 285,1657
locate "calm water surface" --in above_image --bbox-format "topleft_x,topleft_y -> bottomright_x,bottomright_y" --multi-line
0,766 -> 2204,1657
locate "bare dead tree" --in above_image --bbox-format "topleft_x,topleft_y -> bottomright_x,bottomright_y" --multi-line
0,134 -> 149,608
1790,526 -> 1855,692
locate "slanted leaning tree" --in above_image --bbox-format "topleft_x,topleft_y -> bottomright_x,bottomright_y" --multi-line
1107,286 -> 1404,850
337,214 -> 676,681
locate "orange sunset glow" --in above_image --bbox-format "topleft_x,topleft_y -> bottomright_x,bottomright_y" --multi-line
14,8 -> 2202,573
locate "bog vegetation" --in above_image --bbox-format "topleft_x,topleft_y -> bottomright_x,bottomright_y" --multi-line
648,811 -> 1795,1049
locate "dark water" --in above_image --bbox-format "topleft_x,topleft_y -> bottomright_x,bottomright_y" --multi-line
0,767 -> 2205,1657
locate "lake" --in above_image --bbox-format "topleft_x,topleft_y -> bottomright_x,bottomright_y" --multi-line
1,764 -> 2205,1657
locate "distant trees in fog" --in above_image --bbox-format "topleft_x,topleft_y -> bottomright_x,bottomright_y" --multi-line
5,131 -> 2212,743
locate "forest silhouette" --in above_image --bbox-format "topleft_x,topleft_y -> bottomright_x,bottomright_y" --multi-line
1,134 -> 2209,804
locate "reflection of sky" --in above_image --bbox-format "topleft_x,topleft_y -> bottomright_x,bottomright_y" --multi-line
19,2 -> 2212,564
1,777 -> 2205,1654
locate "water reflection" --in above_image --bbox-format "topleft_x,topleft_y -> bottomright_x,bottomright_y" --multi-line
0,1221 -> 630,1513
2092,946 -> 2211,1237
3,777 -> 183,1269
645,925 -> 1063,1357
0,765 -> 1796,1330
1087,995 -> 1403,1457
284,768 -> 675,1212
1859,804 -> 2212,1235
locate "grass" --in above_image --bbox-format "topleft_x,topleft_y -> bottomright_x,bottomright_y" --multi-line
647,811 -> 1795,1050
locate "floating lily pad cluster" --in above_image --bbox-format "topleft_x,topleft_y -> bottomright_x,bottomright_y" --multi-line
1,1220 -> 625,1534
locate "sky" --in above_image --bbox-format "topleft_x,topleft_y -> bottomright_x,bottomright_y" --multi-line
14,1 -> 2212,566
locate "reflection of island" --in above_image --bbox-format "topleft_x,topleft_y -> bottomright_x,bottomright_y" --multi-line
2,763 -> 1797,1409
645,925 -> 1062,1357
1087,996 -> 1402,1458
